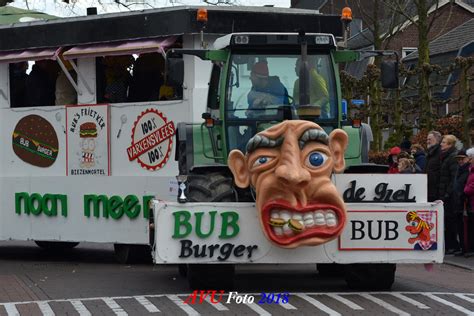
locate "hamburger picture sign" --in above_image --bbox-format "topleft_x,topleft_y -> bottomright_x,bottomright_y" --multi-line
66,104 -> 110,176
12,115 -> 59,168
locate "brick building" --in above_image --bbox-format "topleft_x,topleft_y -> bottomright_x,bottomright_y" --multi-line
403,18 -> 474,117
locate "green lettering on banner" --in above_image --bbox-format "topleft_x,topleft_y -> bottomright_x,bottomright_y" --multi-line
142,195 -> 154,219
124,195 -> 140,219
219,211 -> 239,239
15,192 -> 68,217
84,195 -> 108,218
28,193 -> 42,215
57,195 -> 68,217
172,211 -> 192,238
42,194 -> 57,216
15,192 -> 29,214
195,211 -> 216,238
108,196 -> 124,219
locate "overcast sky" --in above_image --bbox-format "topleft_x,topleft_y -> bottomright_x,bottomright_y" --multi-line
10,0 -> 292,17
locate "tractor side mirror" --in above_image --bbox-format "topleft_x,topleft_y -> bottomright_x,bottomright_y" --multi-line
381,60 -> 399,89
166,57 -> 184,86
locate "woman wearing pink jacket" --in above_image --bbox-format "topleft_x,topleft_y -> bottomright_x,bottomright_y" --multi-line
465,148 -> 474,210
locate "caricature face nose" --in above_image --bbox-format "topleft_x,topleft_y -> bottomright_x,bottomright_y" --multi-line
274,136 -> 311,186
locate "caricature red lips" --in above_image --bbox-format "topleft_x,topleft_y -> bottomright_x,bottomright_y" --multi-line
262,200 -> 346,246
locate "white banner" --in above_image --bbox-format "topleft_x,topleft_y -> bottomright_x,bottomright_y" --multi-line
153,201 -> 443,264
66,104 -> 110,176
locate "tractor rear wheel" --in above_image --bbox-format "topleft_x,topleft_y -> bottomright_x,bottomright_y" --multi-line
185,170 -> 237,290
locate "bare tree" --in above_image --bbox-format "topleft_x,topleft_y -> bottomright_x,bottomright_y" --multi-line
382,0 -> 448,130
351,0 -> 409,150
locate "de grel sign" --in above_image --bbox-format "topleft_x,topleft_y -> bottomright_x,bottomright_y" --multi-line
333,174 -> 427,203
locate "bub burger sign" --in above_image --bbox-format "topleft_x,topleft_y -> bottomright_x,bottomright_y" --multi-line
127,109 -> 175,171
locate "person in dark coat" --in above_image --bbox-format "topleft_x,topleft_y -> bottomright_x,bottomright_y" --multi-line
400,137 -> 412,153
438,134 -> 460,254
25,60 -> 59,107
411,144 -> 427,172
128,53 -> 164,102
9,62 -> 28,107
425,131 -> 442,202
453,149 -> 471,255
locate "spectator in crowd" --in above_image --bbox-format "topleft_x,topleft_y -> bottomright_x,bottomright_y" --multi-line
438,134 -> 460,254
400,137 -> 412,153
425,131 -> 442,202
464,148 -> 474,252
247,61 -> 289,111
399,149 -> 422,173
388,146 -> 401,173
103,55 -> 133,103
398,158 -> 416,174
9,62 -> 28,108
411,144 -> 427,171
159,83 -> 176,100
26,59 -> 59,107
128,53 -> 164,102
453,149 -> 471,255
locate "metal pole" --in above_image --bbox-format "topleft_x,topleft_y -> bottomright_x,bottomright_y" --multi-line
56,57 -> 82,96
69,60 -> 93,95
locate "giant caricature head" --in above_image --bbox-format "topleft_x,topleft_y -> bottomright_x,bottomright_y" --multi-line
228,120 -> 348,248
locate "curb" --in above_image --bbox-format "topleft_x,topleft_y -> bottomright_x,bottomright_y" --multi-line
443,258 -> 474,271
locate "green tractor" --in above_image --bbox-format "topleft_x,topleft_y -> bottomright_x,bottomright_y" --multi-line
169,32 -> 397,289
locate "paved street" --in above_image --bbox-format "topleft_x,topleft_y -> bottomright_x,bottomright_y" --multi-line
0,241 -> 472,315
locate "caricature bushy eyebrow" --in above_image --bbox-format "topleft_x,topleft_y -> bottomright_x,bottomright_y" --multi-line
246,134 -> 284,154
299,128 -> 329,148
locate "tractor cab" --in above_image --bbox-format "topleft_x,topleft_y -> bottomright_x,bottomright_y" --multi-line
216,33 -> 339,153
170,32 -> 346,170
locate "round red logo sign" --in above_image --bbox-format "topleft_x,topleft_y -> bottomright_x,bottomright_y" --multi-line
127,109 -> 175,171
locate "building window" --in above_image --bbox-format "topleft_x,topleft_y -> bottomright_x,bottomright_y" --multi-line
402,47 -> 417,59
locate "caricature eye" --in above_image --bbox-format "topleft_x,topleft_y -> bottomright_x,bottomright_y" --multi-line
306,151 -> 327,168
253,156 -> 272,167
410,221 -> 417,227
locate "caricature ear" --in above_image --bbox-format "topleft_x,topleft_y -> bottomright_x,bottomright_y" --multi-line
228,149 -> 250,188
329,129 -> 348,173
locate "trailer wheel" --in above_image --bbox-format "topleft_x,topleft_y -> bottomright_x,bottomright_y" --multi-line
34,241 -> 79,250
344,263 -> 396,290
114,244 -> 152,264
187,264 -> 235,290
184,170 -> 237,289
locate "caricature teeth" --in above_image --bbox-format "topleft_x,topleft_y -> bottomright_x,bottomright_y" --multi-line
274,226 -> 284,236
270,209 -> 339,235
282,223 -> 294,236
314,211 -> 325,226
